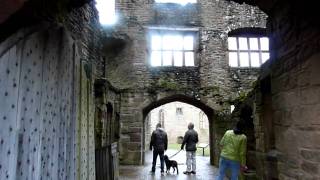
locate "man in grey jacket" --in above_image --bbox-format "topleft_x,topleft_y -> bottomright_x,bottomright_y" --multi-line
181,122 -> 199,175
150,123 -> 168,175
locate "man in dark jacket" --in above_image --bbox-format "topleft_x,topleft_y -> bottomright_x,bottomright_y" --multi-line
181,122 -> 199,175
150,123 -> 168,175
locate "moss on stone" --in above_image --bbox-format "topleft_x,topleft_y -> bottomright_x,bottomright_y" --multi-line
230,91 -> 249,106
157,78 -> 181,91
201,86 -> 220,96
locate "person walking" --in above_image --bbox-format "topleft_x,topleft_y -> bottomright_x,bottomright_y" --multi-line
149,123 -> 168,175
217,121 -> 248,180
181,122 -> 199,175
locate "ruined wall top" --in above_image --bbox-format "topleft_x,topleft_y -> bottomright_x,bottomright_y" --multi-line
104,0 -> 267,108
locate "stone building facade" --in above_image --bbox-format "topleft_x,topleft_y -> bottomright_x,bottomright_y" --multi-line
106,0 -> 267,165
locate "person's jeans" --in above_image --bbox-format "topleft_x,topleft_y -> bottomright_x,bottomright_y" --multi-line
186,151 -> 196,172
217,156 -> 240,180
152,150 -> 164,172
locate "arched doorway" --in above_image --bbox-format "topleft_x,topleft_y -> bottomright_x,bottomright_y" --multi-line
142,95 -> 215,165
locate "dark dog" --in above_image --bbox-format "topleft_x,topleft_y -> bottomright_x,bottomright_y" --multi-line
164,155 -> 179,174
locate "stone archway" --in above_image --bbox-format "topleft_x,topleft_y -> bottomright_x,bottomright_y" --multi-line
142,94 -> 216,165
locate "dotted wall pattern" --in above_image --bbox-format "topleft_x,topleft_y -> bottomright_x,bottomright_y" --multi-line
58,33 -> 76,180
80,63 -> 89,179
15,31 -> 44,180
0,45 -> 20,180
0,28 -> 95,180
88,79 -> 95,180
75,51 -> 96,180
78,60 -> 96,180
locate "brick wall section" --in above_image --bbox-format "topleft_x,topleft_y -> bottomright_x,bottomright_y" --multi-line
65,2 -> 104,78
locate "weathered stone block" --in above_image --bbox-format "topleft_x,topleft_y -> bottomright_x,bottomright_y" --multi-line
301,161 -> 319,175
129,133 -> 141,142
120,114 -> 136,123
120,152 -> 142,165
127,142 -> 141,151
298,69 -> 311,87
273,110 -> 283,125
309,53 -> 320,86
300,149 -> 320,163
295,130 -> 320,149
127,127 -> 142,133
278,162 -> 303,179
122,126 -> 142,134
300,86 -> 320,105
292,104 -> 320,127
271,75 -> 284,93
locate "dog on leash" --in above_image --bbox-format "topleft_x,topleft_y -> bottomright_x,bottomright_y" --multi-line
164,155 -> 179,174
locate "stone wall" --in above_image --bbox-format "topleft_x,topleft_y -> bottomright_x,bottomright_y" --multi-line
237,54 -> 320,180
266,1 -> 320,179
231,73 -> 277,179
106,0 -> 267,165
228,0 -> 320,178
65,2 -> 104,78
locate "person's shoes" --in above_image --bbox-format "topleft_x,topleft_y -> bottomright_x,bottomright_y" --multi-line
191,171 -> 196,174
161,171 -> 165,176
183,171 -> 191,175
150,170 -> 155,174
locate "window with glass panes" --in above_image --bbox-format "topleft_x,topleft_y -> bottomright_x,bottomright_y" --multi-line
150,32 -> 195,67
228,36 -> 269,67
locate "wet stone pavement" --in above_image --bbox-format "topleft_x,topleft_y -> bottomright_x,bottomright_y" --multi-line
119,149 -> 220,180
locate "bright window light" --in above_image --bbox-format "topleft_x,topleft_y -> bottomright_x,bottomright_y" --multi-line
163,51 -> 173,66
150,32 -> 195,67
239,37 -> 248,50
174,52 -> 183,66
251,53 -> 260,67
228,37 -> 237,50
173,36 -> 183,50
185,52 -> 194,66
96,0 -> 117,25
152,35 -> 162,50
229,52 -> 238,67
155,0 -> 197,5
262,53 -> 270,63
260,37 -> 269,50
239,52 -> 249,67
228,36 -> 270,68
230,105 -> 235,113
163,35 -> 174,50
151,51 -> 161,66
249,38 -> 258,50
184,36 -> 194,50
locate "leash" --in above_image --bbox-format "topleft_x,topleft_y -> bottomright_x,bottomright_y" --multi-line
169,149 -> 183,159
